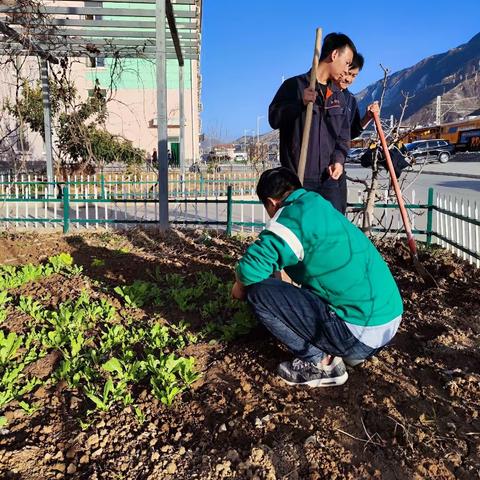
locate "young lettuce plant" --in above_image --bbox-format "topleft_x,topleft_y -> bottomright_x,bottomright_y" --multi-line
0,291 -> 11,323
114,281 -> 163,309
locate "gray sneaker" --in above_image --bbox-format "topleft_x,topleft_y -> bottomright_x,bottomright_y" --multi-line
277,357 -> 348,387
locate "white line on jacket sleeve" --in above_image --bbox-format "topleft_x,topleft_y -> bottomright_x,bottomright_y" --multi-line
265,221 -> 304,261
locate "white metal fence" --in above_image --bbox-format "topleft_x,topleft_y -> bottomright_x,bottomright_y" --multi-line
0,176 -> 478,267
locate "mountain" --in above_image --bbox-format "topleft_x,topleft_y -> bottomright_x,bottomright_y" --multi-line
231,130 -> 279,145
356,32 -> 480,125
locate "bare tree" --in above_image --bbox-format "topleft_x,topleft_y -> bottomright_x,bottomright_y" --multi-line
247,142 -> 269,173
348,65 -> 424,237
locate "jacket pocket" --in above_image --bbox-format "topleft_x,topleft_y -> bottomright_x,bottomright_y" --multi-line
326,107 -> 346,134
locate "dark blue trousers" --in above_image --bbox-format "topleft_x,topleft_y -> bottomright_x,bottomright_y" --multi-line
247,278 -> 377,364
304,172 -> 347,214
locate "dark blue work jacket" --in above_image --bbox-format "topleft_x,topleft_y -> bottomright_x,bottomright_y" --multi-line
269,71 -> 350,183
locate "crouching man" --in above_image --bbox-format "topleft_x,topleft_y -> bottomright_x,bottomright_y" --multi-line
232,167 -> 403,387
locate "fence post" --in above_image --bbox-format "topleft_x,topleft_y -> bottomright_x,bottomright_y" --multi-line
226,185 -> 233,236
63,185 -> 70,234
100,173 -> 106,200
426,187 -> 434,246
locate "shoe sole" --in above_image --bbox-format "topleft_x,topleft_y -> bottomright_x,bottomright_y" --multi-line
279,371 -> 348,387
344,358 -> 365,367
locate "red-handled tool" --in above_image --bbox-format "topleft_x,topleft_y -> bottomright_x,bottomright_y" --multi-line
372,111 -> 437,287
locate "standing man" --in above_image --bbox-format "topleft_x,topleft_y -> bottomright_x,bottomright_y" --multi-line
232,167 -> 403,387
268,33 -> 356,214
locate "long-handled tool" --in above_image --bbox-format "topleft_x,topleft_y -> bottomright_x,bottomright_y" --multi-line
297,28 -> 322,184
372,111 -> 437,287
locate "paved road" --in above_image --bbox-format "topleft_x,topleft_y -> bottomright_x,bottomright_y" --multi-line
346,162 -> 480,204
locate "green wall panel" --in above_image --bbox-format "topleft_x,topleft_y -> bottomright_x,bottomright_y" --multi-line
85,2 -> 193,90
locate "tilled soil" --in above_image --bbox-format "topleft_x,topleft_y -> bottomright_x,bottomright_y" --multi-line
0,229 -> 479,480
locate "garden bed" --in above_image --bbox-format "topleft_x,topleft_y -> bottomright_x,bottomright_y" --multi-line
0,229 -> 478,479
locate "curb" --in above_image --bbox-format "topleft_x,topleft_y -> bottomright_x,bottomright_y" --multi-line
421,170 -> 480,180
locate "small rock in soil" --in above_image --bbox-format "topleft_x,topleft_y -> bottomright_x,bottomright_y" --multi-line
91,448 -> 103,459
166,462 -> 177,474
67,464 -> 77,474
226,449 -> 240,463
65,447 -> 77,459
79,454 -> 89,464
53,450 -> 64,461
86,433 -> 100,447
52,463 -> 65,473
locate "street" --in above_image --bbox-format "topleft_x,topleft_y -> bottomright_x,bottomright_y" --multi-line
345,161 -> 480,204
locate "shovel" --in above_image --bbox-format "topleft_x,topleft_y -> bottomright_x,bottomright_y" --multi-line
372,111 -> 437,287
297,28 -> 323,184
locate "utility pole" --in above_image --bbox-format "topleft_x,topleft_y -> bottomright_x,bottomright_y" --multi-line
435,95 -> 441,125
156,0 -> 169,230
40,59 -> 54,197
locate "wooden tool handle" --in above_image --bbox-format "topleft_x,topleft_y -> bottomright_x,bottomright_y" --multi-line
297,28 -> 323,184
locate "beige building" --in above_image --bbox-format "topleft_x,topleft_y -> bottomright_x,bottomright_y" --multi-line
0,1 -> 202,169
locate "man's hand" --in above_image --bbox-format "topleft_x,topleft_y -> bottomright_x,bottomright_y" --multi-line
303,87 -> 317,106
366,101 -> 380,119
327,162 -> 344,180
361,101 -> 380,129
231,280 -> 247,300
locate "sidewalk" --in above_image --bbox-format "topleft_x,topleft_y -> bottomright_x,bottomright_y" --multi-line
420,161 -> 480,179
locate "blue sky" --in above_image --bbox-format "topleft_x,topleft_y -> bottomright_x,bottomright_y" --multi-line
200,0 -> 480,140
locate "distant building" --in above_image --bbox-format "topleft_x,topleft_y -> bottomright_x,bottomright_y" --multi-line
211,144 -> 235,161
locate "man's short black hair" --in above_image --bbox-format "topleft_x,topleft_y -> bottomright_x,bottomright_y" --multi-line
351,52 -> 364,71
256,167 -> 302,205
319,32 -> 357,62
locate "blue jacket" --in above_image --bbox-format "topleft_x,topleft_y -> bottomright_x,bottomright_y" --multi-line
268,72 -> 350,184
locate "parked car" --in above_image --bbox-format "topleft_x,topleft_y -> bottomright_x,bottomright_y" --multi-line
405,139 -> 455,164
234,153 -> 248,163
346,147 -> 366,163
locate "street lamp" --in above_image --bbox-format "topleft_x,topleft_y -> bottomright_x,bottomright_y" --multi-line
243,128 -> 249,153
256,115 -> 264,144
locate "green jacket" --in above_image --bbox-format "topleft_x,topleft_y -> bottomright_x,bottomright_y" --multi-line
236,189 -> 403,327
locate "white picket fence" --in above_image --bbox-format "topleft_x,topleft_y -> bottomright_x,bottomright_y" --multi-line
435,192 -> 480,267
0,172 -> 260,200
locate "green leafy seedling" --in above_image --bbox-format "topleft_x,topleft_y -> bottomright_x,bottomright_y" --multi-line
91,258 -> 105,268
18,400 -> 39,415
48,252 -> 74,273
0,331 -> 23,364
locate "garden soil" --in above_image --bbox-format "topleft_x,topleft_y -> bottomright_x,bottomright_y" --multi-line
0,229 -> 479,480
